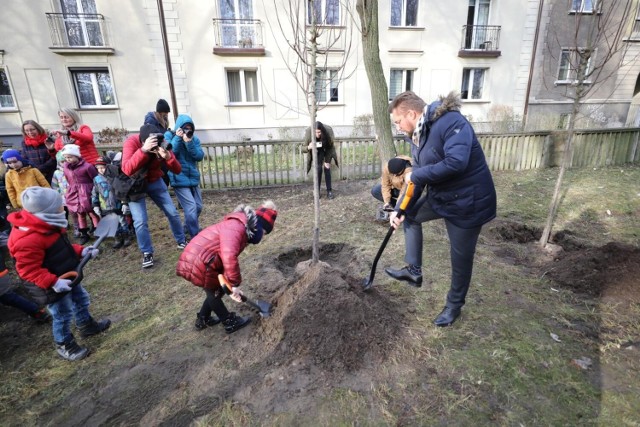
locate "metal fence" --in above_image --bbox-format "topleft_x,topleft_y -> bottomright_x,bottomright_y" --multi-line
94,128 -> 640,190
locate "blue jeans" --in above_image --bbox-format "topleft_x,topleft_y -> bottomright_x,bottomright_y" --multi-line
403,191 -> 482,309
47,284 -> 91,344
0,291 -> 40,315
128,178 -> 186,254
173,186 -> 202,238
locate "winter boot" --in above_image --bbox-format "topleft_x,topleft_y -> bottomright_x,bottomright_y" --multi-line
112,235 -> 124,249
56,337 -> 90,361
222,312 -> 251,334
195,314 -> 221,330
30,308 -> 52,324
78,228 -> 90,245
77,317 -> 111,338
123,234 -> 133,247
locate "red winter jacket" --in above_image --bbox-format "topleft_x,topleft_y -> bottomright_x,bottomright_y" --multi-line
121,134 -> 181,182
7,210 -> 84,289
176,211 -> 248,290
54,124 -> 100,165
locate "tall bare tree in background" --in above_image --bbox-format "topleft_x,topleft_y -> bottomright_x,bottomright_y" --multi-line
355,0 -> 397,166
265,0 -> 355,262
538,0 -> 635,247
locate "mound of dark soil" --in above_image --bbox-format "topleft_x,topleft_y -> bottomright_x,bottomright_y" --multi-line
251,244 -> 406,373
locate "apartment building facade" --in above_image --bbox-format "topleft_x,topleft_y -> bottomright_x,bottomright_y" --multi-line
1,0 -> 541,145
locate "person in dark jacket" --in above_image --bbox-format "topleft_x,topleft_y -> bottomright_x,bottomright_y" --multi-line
20,120 -> 57,183
176,201 -> 277,334
305,121 -> 339,199
7,187 -> 110,361
385,91 -> 497,327
168,114 -> 204,239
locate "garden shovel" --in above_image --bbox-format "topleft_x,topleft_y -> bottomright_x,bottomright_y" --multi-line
362,181 -> 415,291
60,213 -> 120,286
218,274 -> 273,318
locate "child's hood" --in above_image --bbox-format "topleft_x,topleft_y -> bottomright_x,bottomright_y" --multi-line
7,210 -> 63,235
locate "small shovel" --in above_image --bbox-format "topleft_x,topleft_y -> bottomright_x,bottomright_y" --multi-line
218,274 -> 273,318
60,213 -> 120,286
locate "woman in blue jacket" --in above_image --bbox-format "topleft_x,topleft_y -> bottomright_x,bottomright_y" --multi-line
168,114 -> 205,239
385,91 -> 497,327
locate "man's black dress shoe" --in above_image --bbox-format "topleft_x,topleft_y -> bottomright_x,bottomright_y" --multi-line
384,266 -> 422,287
434,306 -> 461,327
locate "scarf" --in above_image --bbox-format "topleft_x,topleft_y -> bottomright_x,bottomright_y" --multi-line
24,133 -> 47,148
411,105 -> 430,147
34,212 -> 68,229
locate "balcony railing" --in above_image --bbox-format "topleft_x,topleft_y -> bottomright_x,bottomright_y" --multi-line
212,18 -> 265,55
46,13 -> 112,51
459,25 -> 501,57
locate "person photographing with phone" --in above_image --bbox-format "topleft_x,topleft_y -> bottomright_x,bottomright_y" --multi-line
121,124 -> 188,268
168,114 -> 204,240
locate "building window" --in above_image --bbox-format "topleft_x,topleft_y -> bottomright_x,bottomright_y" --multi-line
307,0 -> 340,26
71,68 -> 115,108
0,68 -> 17,110
315,69 -> 339,103
226,69 -> 259,103
389,69 -> 414,100
631,5 -> 640,39
218,0 -> 255,47
570,0 -> 597,13
556,48 -> 593,83
391,0 -> 418,26
461,68 -> 486,100
60,0 -> 104,47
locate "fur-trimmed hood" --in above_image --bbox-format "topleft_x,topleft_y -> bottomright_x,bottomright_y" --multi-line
426,91 -> 462,123
233,204 -> 258,240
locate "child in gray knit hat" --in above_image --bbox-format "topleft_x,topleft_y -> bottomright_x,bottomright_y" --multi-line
7,187 -> 111,361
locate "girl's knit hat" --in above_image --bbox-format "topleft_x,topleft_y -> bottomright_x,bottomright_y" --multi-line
256,200 -> 277,234
61,144 -> 81,158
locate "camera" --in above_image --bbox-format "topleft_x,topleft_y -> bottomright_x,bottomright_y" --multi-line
150,133 -> 172,151
181,128 -> 194,138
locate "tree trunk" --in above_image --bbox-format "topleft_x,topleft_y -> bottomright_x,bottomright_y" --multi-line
309,6 -> 320,263
356,0 -> 396,167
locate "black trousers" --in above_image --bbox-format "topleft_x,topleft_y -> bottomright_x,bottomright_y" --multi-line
199,288 -> 230,320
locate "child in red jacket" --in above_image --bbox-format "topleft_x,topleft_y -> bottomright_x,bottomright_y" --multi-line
176,200 -> 277,334
8,187 -> 110,361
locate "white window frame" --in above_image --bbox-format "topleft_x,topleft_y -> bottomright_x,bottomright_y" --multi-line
390,0 -> 419,27
70,67 -> 116,109
461,68 -> 487,100
570,0 -> 598,13
389,69 -> 415,101
218,0 -> 255,47
315,69 -> 340,104
60,0 -> 104,47
225,68 -> 261,105
555,48 -> 593,85
307,0 -> 340,26
0,67 -> 17,110
631,5 -> 640,39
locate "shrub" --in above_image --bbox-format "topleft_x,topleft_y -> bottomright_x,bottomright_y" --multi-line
97,127 -> 129,145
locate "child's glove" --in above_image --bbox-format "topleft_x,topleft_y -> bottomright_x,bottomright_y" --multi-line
52,278 -> 72,293
81,247 -> 100,258
121,205 -> 130,215
230,287 -> 244,303
93,206 -> 101,216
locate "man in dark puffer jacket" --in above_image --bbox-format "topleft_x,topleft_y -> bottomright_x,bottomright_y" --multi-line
385,91 -> 497,327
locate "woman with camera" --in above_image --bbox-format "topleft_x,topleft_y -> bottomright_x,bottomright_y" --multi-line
20,120 -> 57,184
53,108 -> 100,165
167,114 -> 204,240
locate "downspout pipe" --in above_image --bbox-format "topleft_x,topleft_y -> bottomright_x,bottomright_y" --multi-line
157,0 -> 178,121
523,0 -> 545,128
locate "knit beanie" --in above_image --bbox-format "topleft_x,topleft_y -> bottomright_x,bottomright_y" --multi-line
61,144 -> 81,159
21,187 -> 63,214
1,149 -> 26,164
156,99 -> 171,113
255,200 -> 277,234
139,124 -> 164,143
388,157 -> 409,175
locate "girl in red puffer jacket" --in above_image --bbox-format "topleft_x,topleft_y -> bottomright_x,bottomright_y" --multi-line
176,200 -> 277,334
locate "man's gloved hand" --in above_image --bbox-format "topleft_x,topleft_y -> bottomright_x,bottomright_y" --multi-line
230,287 -> 244,303
383,203 -> 394,212
52,278 -> 72,293
81,247 -> 100,258
121,204 -> 130,215
93,206 -> 101,216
